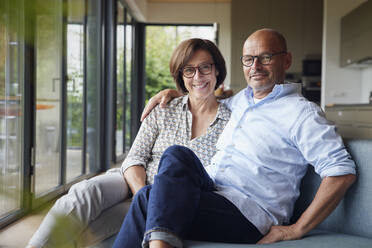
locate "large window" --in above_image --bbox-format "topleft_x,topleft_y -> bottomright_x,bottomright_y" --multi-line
0,0 -> 23,218
124,12 -> 133,153
66,0 -> 85,181
116,2 -> 125,157
116,5 -> 134,159
34,0 -> 103,198
34,0 -> 63,195
66,0 -> 102,178
85,0 -> 102,175
0,0 -> 140,227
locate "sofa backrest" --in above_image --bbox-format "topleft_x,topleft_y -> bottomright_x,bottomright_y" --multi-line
292,139 -> 372,239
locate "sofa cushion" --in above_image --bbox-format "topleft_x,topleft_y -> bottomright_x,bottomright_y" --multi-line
185,230 -> 372,248
293,139 -> 372,239
91,229 -> 372,248
317,139 -> 372,238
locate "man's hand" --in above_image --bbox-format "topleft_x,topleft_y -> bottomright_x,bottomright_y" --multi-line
257,224 -> 302,244
141,89 -> 183,121
258,174 -> 356,245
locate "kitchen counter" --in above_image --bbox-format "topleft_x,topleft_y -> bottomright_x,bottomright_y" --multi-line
326,103 -> 372,108
325,105 -> 372,139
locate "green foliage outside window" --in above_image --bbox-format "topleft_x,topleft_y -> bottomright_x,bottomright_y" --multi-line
67,92 -> 83,148
116,46 -> 124,133
145,26 -> 179,103
0,40 -> 4,97
0,72 -> 4,97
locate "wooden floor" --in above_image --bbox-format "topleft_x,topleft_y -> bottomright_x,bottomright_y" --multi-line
0,163 -> 122,248
0,206 -> 50,248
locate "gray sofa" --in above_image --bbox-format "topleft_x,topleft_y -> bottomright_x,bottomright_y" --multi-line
91,139 -> 372,248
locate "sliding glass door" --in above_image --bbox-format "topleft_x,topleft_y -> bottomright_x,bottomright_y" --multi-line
0,0 -> 139,227
34,0 -> 102,199
124,11 -> 133,153
116,1 -> 125,158
0,0 -> 24,217
85,0 -> 102,174
66,0 -> 102,178
66,0 -> 85,181
34,0 -> 63,196
115,5 -> 134,160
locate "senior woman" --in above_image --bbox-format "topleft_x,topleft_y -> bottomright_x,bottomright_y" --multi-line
27,38 -> 230,248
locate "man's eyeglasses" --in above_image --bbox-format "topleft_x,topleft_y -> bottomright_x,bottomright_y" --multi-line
181,64 -> 214,78
240,52 -> 287,67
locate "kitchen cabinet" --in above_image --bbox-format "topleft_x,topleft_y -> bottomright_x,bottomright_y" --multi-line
325,105 -> 372,139
340,0 -> 372,67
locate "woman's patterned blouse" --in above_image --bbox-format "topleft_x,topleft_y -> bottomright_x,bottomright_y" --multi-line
121,95 -> 231,184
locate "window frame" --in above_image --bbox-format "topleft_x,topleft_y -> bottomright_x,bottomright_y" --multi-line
0,0 -> 145,228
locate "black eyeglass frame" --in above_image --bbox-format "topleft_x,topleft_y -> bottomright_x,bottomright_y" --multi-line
181,63 -> 214,78
240,51 -> 287,67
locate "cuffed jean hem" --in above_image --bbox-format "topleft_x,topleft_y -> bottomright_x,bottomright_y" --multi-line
142,228 -> 183,248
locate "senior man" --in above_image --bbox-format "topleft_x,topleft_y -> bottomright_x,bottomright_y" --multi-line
112,28 -> 356,248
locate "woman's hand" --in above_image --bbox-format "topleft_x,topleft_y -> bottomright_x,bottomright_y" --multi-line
141,89 -> 183,121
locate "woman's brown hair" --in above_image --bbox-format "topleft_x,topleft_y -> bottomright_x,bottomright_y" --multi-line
169,38 -> 226,93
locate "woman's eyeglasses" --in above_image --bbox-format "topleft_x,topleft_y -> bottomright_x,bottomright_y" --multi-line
181,64 -> 214,78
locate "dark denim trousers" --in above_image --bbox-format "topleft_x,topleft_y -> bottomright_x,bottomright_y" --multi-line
112,145 -> 262,248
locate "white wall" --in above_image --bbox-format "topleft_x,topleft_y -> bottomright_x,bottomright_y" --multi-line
145,2 -> 232,88
125,0 -> 147,22
321,0 -> 367,108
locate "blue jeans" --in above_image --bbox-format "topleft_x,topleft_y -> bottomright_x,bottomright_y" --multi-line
112,145 -> 262,248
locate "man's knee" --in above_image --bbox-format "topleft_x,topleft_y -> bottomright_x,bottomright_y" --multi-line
163,145 -> 194,158
159,145 -> 201,174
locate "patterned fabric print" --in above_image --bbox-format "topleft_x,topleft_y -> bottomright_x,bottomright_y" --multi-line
121,95 -> 231,185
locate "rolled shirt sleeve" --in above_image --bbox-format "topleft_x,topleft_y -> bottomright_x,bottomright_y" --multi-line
292,107 -> 356,178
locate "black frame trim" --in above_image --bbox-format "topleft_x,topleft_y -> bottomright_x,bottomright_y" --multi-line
131,21 -> 145,140
82,0 -> 88,175
103,0 -> 116,171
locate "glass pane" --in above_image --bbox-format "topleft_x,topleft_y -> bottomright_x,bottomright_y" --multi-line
66,0 -> 85,181
34,0 -> 63,195
115,2 -> 124,157
86,0 -> 101,174
124,12 -> 133,152
0,0 -> 23,215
